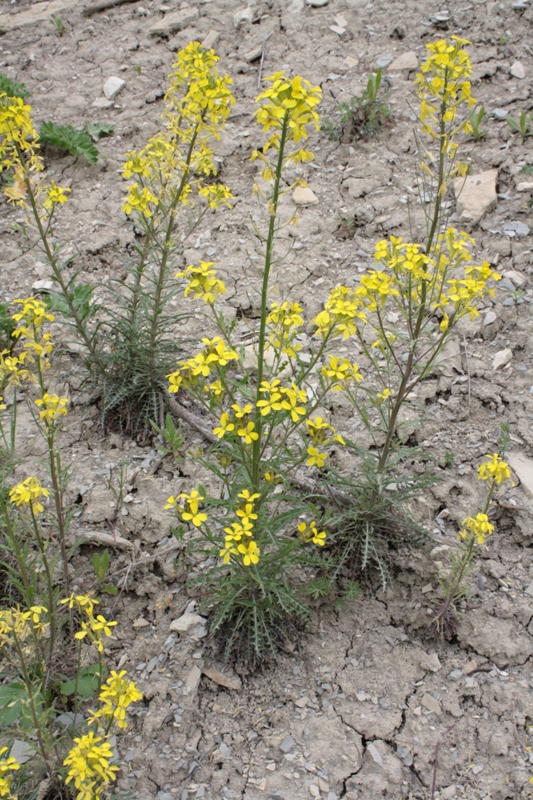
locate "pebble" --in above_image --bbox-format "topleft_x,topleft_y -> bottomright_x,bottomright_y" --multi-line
201,30 -> 220,50
376,54 -> 394,68
516,181 -> 533,191
233,6 -> 253,26
441,787 -> 457,799
92,97 -> 113,109
421,693 -> 441,714
367,742 -> 384,767
295,696 -> 310,708
504,220 -> 530,237
483,310 -> 497,326
343,56 -> 359,69
280,735 -> 296,753
507,451 -> 533,497
149,5 -> 199,35
169,612 -> 206,635
292,186 -> 319,205
492,108 -> 508,120
310,787 -> 320,798
504,270 -> 527,289
492,348 -> 513,370
103,77 -> 125,101
132,617 -> 150,628
453,169 -> 498,225
388,51 -> 418,70
306,0 -> 329,6
510,60 -> 526,79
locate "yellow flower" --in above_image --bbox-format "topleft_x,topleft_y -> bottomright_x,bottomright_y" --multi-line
0,746 -> 20,800
306,416 -> 344,446
237,539 -> 260,566
9,476 -> 49,514
43,180 -> 70,210
198,183 -> 233,209
89,670 -> 143,731
122,183 -> 158,217
220,540 -> 238,564
298,521 -> 327,546
321,356 -> 362,390
238,421 -> 259,445
35,393 -> 68,423
307,447 -> 327,468
165,489 -> 207,527
167,370 -> 182,393
12,297 -> 54,329
458,513 -> 494,546
64,733 -> 118,798
213,412 -> 235,439
314,285 -> 366,340
75,614 -> 117,652
477,454 -> 511,485
176,261 -> 227,304
255,73 -> 322,147
61,594 -> 97,616
223,520 -> 253,542
376,388 -> 391,404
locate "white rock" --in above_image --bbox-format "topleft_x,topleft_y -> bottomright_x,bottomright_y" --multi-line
483,310 -> 497,326
233,6 -> 253,26
421,693 -> 441,714
453,169 -> 498,226
32,279 -> 54,292
507,451 -> 533,497
388,51 -> 418,70
185,665 -> 202,694
201,29 -> 220,50
292,186 -> 319,205
149,5 -> 198,35
169,611 -> 206,634
441,787 -> 457,799
516,181 -> 533,192
367,742 -> 384,767
343,56 -> 359,69
287,0 -> 304,11
92,97 -> 113,109
503,269 -> 527,288
132,617 -> 150,629
492,348 -> 513,370
103,77 -> 125,101
306,0 -> 329,6
330,24 -> 345,34
511,60 -> 526,79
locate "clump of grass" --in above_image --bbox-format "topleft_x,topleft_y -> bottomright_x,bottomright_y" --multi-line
321,69 -> 394,141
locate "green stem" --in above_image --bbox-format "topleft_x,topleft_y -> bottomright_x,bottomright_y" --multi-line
251,115 -> 289,489
30,508 -> 56,675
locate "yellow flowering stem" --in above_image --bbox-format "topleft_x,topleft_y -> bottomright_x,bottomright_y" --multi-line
148,122 -> 201,391
252,113 -> 289,489
425,90 -> 447,253
433,531 -> 476,635
13,142 -> 105,374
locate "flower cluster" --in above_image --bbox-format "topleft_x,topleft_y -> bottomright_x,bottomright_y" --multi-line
167,336 -> 239,394
314,285 -> 366,340
220,490 -> 261,566
165,489 -> 207,527
43,180 -> 70,211
61,595 -> 117,654
0,746 -> 19,799
298,520 -> 326,546
8,297 -> 55,379
478,453 -> 512,485
0,93 -> 42,177
321,356 -> 363,391
176,261 -> 227,304
63,732 -> 118,800
266,301 -> 304,358
35,393 -> 68,424
9,476 -> 50,514
89,670 -> 143,731
457,513 -> 494,546
255,73 -> 321,152
121,42 -> 234,221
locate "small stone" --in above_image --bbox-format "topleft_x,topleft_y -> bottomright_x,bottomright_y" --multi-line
483,310 -> 497,326
280,735 -> 296,753
203,665 -> 242,691
516,181 -> 533,192
388,51 -> 418,70
32,279 -> 54,292
343,56 -> 359,69
92,97 -> 114,110
318,778 -> 329,793
449,669 -> 463,681
329,24 -> 345,35
201,30 -> 220,50
453,169 -> 498,226
185,665 -> 202,694
306,0 -> 329,6
244,44 -> 263,62
295,696 -> 310,708
367,742 -> 384,767
421,583 -> 433,594
149,6 -> 199,35
309,787 -> 320,798
56,712 -> 85,728
504,220 -> 530,237
421,693 -> 441,714
423,652 -> 442,672
492,348 -> 513,370
146,655 -> 159,673
525,581 -> 533,596
103,77 -> 125,101
234,6 -> 253,25
292,186 -> 319,205
169,612 -> 206,635
376,54 -> 394,68
511,60 -> 526,79
507,451 -> 533,497
132,617 -> 150,629
493,108 -> 508,120
441,787 -> 457,799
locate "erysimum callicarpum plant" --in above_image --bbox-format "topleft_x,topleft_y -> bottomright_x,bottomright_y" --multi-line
310,37 -> 501,584
0,43 -> 235,435
164,70 -> 368,665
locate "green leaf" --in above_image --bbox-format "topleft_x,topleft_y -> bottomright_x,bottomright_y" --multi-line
0,72 -> 30,99
102,584 -> 118,596
39,121 -> 99,165
84,121 -> 115,142
60,665 -> 100,699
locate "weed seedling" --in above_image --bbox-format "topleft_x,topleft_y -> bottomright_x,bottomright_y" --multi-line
506,108 -> 533,139
466,106 -> 487,141
50,15 -> 65,35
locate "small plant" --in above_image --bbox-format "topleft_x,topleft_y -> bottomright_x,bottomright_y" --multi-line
432,453 -> 512,637
506,108 -> 533,139
0,72 -> 30,99
39,121 -> 99,164
83,121 -> 114,142
466,105 -> 487,141
444,450 -> 456,468
50,14 -> 65,35
91,549 -> 118,595
151,412 -> 185,460
0,301 -> 16,353
323,68 -> 394,141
